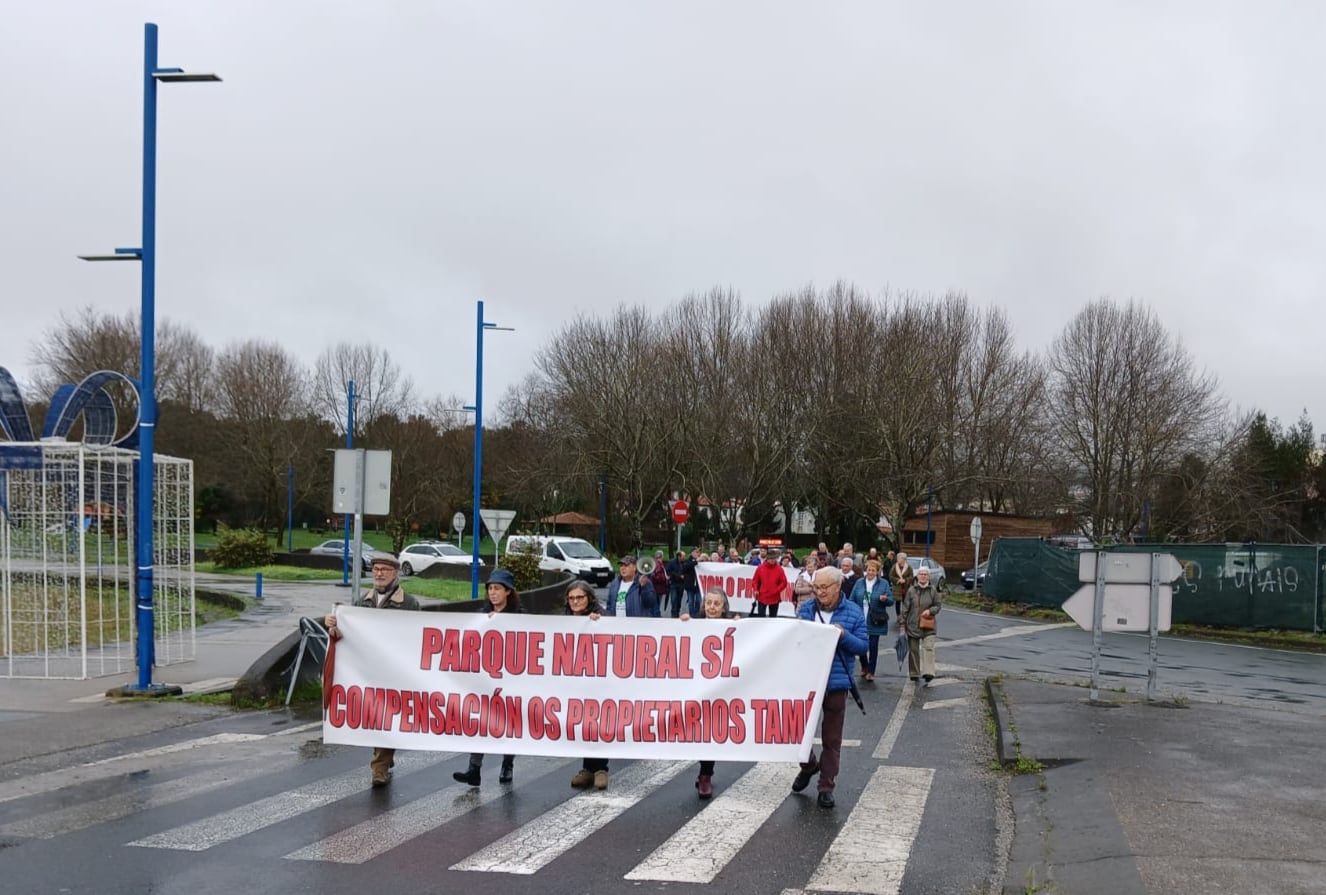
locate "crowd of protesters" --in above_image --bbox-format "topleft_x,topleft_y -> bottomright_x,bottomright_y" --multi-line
327,539 -> 940,812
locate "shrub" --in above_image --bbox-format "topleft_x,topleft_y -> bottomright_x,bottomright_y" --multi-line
210,528 -> 274,569
501,544 -> 543,591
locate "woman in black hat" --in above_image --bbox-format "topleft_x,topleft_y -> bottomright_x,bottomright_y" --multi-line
452,568 -> 523,787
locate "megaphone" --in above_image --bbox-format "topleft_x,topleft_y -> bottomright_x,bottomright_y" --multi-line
638,555 -> 657,576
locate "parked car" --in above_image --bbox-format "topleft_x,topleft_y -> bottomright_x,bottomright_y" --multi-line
506,535 -> 612,586
910,556 -> 947,589
308,539 -> 395,572
961,560 -> 989,591
398,541 -> 483,575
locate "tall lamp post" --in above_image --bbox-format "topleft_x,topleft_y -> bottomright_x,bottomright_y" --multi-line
79,23 -> 219,694
469,300 -> 513,599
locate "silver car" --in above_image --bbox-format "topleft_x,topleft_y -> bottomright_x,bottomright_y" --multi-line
309,539 -> 395,572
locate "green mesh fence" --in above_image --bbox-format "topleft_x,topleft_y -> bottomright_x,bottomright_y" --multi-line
984,538 -> 1324,633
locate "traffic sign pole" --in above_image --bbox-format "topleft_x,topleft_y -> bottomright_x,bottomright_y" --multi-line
1148,553 -> 1161,701
970,516 -> 982,595
671,500 -> 689,554
1091,550 -> 1105,701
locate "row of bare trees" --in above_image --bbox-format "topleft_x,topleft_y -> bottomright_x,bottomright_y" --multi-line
13,289 -> 1323,552
508,285 -> 1316,546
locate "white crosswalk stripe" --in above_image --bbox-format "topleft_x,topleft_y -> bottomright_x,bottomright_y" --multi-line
624,762 -> 793,883
450,759 -> 691,875
0,757 -> 300,839
0,732 -> 267,806
284,757 -> 570,864
2,724 -> 946,888
803,765 -> 933,894
127,751 -> 453,851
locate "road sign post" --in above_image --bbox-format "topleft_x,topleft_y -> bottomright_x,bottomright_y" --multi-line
969,516 -> 982,594
452,511 -> 466,549
333,448 -> 392,596
1063,551 -> 1182,702
671,500 -> 689,554
479,509 -> 517,569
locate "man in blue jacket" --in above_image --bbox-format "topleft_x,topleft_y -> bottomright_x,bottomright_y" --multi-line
794,564 -> 868,808
607,555 -> 659,618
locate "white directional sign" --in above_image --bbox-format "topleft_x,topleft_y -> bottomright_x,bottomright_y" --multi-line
1078,551 -> 1183,585
452,512 -> 466,533
969,516 -> 982,545
1063,583 -> 1172,632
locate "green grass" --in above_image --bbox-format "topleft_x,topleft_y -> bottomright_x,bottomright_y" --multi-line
196,562 -> 474,602
400,578 -> 476,601
197,528 -> 498,556
195,561 -> 344,580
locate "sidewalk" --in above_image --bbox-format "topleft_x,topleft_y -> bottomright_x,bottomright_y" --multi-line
0,575 -> 344,767
991,676 -> 1326,895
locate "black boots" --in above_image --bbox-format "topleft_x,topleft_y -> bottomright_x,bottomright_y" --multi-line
453,755 -> 514,787
453,762 -> 482,787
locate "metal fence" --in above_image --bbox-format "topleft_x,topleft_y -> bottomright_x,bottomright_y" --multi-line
0,442 -> 195,678
984,538 -> 1323,633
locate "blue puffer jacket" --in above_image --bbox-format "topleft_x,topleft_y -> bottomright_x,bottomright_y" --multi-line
606,575 -> 659,618
797,596 -> 868,692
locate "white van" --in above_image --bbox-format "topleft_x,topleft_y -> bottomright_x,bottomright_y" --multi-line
506,536 -> 613,586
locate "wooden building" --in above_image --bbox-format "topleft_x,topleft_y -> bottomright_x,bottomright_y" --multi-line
897,510 -> 1059,573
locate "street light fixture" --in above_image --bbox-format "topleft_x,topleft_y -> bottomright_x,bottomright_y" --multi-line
79,23 -> 219,695
470,300 -> 514,599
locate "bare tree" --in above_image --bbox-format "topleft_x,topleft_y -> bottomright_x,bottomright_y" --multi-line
29,305 -> 214,439
531,306 -> 680,550
213,340 -> 313,539
157,321 -> 215,414
311,342 -> 416,437
1046,299 -> 1222,540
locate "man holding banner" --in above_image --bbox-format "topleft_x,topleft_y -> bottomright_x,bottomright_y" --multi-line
793,565 -> 868,808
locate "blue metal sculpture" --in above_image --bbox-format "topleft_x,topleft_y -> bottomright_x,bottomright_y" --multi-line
0,366 -> 141,466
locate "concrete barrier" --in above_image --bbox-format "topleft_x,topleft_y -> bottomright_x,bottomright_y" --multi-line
233,571 -> 576,705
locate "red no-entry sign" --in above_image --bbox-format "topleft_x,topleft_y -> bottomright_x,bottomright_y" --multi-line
671,501 -> 689,524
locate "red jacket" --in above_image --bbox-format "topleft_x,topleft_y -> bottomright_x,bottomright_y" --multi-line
752,561 -> 787,606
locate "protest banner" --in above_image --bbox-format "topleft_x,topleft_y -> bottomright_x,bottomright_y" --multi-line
695,561 -> 799,616
323,609 -> 840,762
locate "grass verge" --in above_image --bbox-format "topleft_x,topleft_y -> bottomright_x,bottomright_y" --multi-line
946,590 -> 1326,653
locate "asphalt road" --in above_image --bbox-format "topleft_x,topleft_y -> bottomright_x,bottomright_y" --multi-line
0,669 -> 1003,895
4,593 -> 1324,895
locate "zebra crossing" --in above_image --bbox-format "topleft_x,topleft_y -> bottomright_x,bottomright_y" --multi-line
0,681 -> 976,893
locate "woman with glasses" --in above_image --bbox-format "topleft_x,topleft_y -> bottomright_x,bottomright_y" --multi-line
563,581 -> 611,790
679,585 -> 736,799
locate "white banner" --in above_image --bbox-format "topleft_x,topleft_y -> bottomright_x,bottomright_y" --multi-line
323,609 -> 840,762
695,561 -> 800,617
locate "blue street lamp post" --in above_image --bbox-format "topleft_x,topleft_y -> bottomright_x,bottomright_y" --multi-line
286,464 -> 294,553
79,23 -> 219,694
469,300 -> 513,599
342,380 -> 355,585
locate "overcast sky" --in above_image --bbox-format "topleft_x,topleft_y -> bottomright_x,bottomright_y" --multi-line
2,2 -> 1322,434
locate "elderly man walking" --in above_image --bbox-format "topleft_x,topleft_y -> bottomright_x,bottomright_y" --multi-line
793,565 -> 868,808
323,554 -> 419,787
